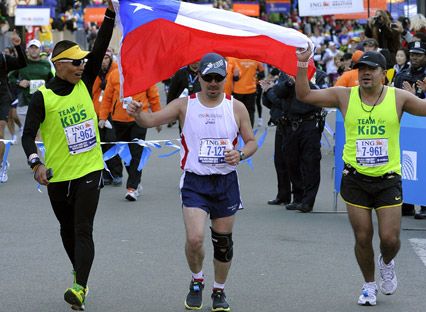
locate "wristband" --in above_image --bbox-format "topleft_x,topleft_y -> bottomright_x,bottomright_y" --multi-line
28,153 -> 43,169
297,61 -> 309,68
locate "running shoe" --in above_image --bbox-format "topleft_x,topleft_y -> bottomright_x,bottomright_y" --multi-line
112,176 -> 123,186
0,161 -> 9,183
64,283 -> 88,311
125,185 -> 142,201
184,279 -> 204,310
211,288 -> 230,312
378,254 -> 397,295
357,283 -> 378,306
11,134 -> 18,145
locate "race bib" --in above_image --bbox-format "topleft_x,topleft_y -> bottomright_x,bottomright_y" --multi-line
356,138 -> 388,167
198,138 -> 232,164
29,80 -> 45,94
64,119 -> 97,155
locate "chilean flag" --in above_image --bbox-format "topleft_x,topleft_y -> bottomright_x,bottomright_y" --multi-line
116,0 -> 315,97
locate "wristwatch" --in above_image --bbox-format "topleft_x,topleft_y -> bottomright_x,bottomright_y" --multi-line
238,150 -> 245,161
28,153 -> 42,169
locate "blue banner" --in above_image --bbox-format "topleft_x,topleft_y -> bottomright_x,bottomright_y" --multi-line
265,3 -> 291,14
334,112 -> 426,205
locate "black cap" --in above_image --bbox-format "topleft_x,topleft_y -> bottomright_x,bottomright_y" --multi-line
408,41 -> 426,54
199,53 -> 227,77
353,51 -> 386,70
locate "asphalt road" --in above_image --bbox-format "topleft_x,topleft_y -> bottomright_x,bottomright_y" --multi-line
1,112 -> 426,312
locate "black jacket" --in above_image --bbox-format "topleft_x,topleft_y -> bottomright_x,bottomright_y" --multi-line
0,44 -> 27,104
394,66 -> 426,99
263,73 -> 321,124
166,66 -> 201,103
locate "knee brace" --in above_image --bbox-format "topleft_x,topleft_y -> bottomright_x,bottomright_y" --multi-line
211,227 -> 233,263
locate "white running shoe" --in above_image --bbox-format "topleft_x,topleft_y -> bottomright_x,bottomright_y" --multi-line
125,184 -> 143,201
357,283 -> 378,306
0,162 -> 9,183
11,134 -> 18,145
378,254 -> 397,295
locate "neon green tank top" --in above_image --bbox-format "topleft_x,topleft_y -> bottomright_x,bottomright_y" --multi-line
342,86 -> 401,176
39,80 -> 104,182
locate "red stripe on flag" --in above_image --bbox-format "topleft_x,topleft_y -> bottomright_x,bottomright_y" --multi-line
121,19 -> 315,97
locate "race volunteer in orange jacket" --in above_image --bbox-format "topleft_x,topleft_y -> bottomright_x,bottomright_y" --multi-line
232,58 -> 264,127
224,57 -> 241,96
98,67 -> 162,201
92,49 -> 122,185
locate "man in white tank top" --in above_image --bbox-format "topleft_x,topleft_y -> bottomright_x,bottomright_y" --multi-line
127,52 -> 257,311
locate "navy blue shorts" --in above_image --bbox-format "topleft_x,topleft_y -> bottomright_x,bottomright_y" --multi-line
180,171 -> 243,219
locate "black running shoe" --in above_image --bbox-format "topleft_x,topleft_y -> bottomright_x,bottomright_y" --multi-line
184,279 -> 204,310
211,288 -> 230,312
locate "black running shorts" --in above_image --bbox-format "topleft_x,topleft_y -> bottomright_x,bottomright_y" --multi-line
340,170 -> 402,209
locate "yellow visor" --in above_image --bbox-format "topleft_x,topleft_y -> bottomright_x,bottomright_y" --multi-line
51,45 -> 90,62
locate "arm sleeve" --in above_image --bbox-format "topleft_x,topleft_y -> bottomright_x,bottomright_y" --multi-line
8,69 -> 19,86
99,78 -> 114,120
393,73 -> 403,89
232,62 -> 241,82
146,85 -> 161,112
266,83 -> 289,106
82,8 -> 116,93
270,81 -> 291,99
22,92 -> 45,158
167,71 -> 184,103
257,62 -> 265,79
5,44 -> 27,72
262,91 -> 273,109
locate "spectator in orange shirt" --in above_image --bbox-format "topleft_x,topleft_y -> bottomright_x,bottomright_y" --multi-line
92,48 -> 122,186
98,68 -> 162,201
224,57 -> 241,96
232,58 -> 264,127
335,50 -> 364,87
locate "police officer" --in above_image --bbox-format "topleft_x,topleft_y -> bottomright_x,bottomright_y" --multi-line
394,40 -> 426,219
261,72 -> 291,206
262,71 -> 325,212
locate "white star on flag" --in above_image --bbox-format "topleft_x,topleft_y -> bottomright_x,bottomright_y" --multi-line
130,2 -> 153,13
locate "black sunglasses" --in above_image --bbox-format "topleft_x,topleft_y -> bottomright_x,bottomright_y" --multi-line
201,74 -> 226,83
57,59 -> 88,66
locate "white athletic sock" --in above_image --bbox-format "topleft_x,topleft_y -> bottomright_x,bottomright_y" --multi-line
191,271 -> 204,280
213,281 -> 225,290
